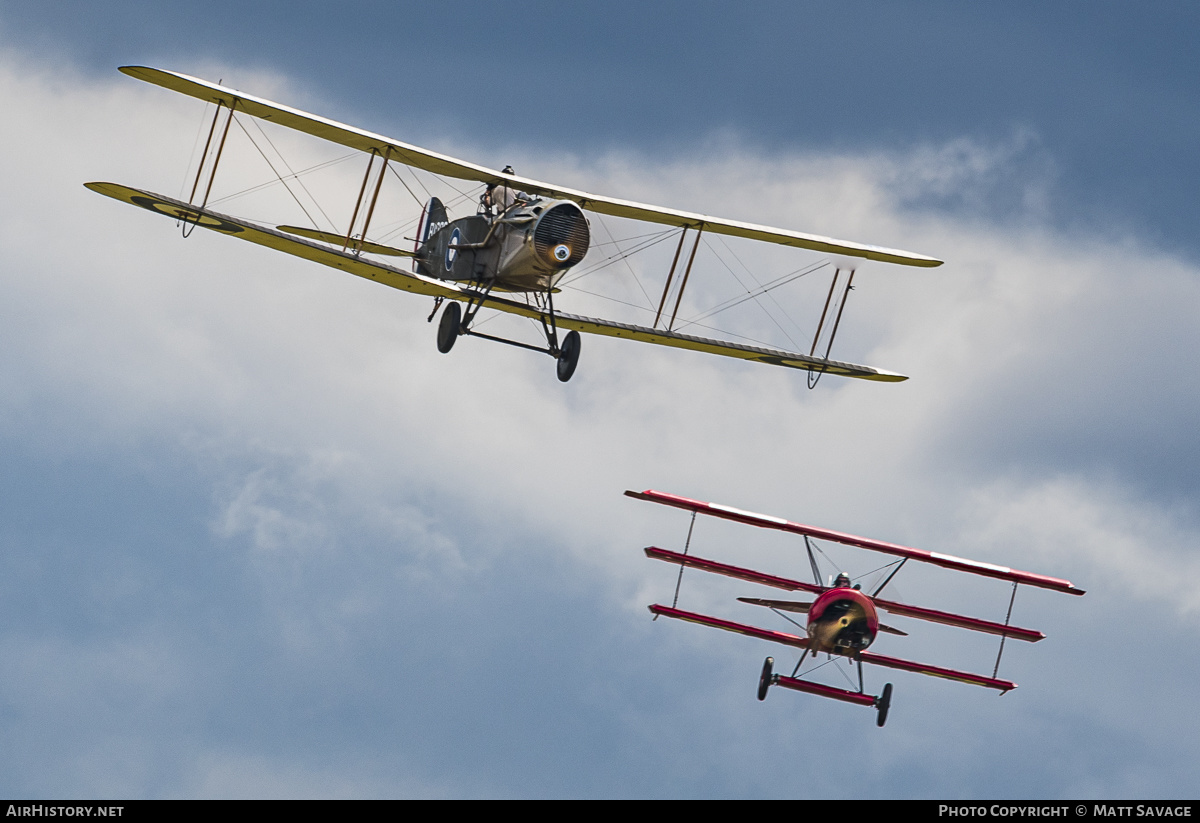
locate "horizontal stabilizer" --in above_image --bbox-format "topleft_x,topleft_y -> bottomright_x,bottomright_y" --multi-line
737,597 -> 812,613
738,597 -> 909,636
276,226 -> 414,257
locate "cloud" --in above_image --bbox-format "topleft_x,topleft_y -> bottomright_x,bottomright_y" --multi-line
1,50 -> 1198,797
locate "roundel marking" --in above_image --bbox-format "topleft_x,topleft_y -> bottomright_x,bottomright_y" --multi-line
445,226 -> 461,272
129,195 -> 245,234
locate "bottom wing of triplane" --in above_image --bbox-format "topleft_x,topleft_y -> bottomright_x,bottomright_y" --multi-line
649,603 -> 1017,692
86,182 -> 908,382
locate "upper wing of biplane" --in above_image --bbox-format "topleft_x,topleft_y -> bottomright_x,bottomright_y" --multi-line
118,66 -> 944,269
85,183 -> 907,381
628,489 -> 1086,595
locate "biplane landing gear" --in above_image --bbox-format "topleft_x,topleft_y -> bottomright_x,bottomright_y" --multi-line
437,301 -> 462,353
556,330 -> 581,382
757,656 -> 775,701
875,682 -> 893,727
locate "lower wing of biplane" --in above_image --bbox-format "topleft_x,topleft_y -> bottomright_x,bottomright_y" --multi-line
628,490 -> 1084,727
86,183 -> 908,382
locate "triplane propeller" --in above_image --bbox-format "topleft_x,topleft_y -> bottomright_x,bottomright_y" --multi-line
627,490 -> 1084,727
87,66 -> 943,383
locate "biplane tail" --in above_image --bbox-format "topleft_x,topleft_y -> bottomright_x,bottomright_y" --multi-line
414,197 -> 448,276
419,197 -> 448,246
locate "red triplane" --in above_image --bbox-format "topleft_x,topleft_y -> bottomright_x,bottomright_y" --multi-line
628,490 -> 1084,727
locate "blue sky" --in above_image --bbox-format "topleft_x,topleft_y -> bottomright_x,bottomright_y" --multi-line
1,2 -> 1198,798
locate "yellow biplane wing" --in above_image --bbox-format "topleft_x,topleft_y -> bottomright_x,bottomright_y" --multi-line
118,66 -> 943,269
84,182 -> 907,382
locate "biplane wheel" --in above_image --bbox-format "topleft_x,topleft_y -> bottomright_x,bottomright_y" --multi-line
556,330 -> 581,382
437,301 -> 462,353
875,682 -> 893,728
757,656 -> 774,701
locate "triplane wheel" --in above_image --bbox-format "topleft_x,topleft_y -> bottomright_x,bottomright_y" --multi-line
437,301 -> 462,353
875,682 -> 893,727
757,656 -> 774,701
556,329 -> 581,382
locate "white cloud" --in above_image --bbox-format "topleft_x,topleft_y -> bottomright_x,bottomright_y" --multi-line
2,50 -> 1199,797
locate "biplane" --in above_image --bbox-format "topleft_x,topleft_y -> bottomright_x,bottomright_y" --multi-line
87,66 -> 943,383
627,490 -> 1084,727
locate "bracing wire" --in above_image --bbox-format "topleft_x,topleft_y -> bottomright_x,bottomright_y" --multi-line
855,558 -> 905,586
179,100 -> 215,202
770,608 -> 806,632
226,115 -> 327,231
699,234 -> 802,350
557,227 -> 677,286
583,212 -> 657,310
810,540 -> 844,581
242,116 -> 342,231
714,233 -> 814,341
207,152 -> 356,210
793,655 -> 840,680
678,258 -> 829,328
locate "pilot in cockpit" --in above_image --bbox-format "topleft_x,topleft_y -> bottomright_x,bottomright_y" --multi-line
483,165 -> 520,215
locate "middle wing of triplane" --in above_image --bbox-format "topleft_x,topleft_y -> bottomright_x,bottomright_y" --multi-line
85,183 -> 906,381
643,547 -> 1047,642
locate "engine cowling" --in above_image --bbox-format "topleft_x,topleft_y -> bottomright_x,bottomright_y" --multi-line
493,199 -> 591,291
532,201 -> 589,268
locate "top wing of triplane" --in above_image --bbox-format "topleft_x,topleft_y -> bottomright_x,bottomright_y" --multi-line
118,66 -> 944,269
628,490 -> 1086,594
85,183 -> 907,381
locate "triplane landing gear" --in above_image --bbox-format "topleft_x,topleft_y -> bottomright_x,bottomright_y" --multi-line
433,300 -> 582,382
758,656 -> 775,701
754,652 -> 892,727
875,682 -> 893,728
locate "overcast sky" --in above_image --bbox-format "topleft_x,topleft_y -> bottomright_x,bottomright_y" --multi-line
1,2 -> 1198,799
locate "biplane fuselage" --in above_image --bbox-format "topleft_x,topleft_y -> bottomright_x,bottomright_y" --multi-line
806,586 -> 880,656
416,198 -> 591,294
